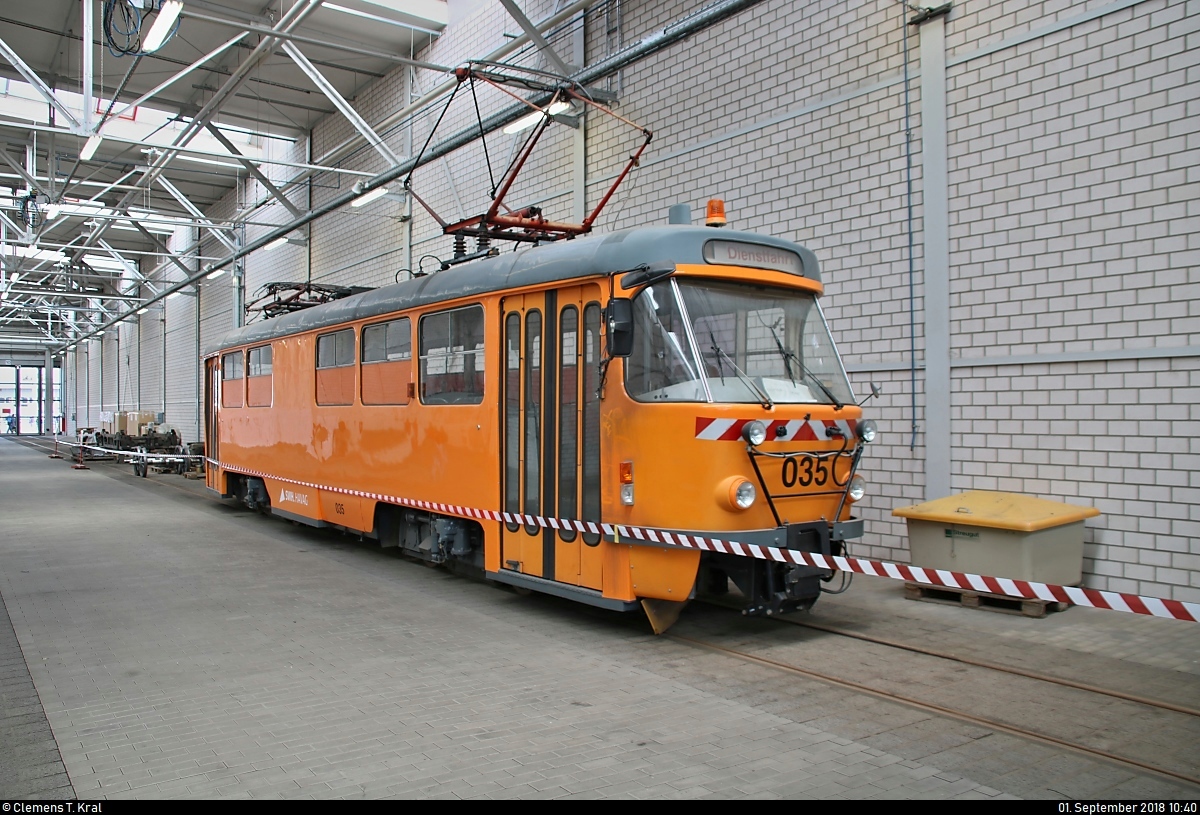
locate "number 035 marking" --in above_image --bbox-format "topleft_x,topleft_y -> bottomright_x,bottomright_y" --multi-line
780,455 -> 829,488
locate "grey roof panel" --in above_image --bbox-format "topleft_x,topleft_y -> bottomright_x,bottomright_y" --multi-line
205,225 -> 821,355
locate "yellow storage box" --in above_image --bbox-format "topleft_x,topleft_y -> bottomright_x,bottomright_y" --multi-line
892,491 -> 1100,585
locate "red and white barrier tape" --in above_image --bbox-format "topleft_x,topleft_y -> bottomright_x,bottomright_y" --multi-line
210,461 -> 1200,624
66,441 -> 200,462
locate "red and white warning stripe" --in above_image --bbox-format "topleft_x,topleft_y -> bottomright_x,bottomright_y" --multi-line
67,441 -> 200,462
207,461 -> 1200,624
695,416 -> 857,442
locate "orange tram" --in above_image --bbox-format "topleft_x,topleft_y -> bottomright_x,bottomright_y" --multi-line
204,215 -> 877,630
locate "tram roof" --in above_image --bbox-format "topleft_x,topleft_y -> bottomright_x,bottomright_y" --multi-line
204,225 -> 821,355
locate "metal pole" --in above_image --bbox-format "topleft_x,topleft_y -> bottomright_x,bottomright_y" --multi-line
916,8 -> 952,500
82,0 -> 94,131
232,231 -> 244,328
572,10 -> 586,223
161,305 -> 167,418
43,347 -> 51,433
195,277 -> 201,444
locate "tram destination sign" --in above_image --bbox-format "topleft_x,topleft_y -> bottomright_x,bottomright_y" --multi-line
703,240 -> 803,275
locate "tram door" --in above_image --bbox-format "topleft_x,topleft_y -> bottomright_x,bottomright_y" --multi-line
501,285 -> 604,590
204,358 -> 220,492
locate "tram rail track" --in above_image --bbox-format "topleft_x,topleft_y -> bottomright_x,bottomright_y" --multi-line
669,626 -> 1200,790
16,435 -> 1200,790
777,616 -> 1200,718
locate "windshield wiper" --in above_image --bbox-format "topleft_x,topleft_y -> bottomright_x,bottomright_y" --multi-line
763,318 -> 797,386
707,329 -> 728,383
760,316 -> 843,410
801,366 -> 844,410
709,340 -> 773,410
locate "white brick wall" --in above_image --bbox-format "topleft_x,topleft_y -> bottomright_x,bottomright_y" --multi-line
114,0 -> 1198,600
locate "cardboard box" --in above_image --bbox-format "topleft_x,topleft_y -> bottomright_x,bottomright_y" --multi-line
127,411 -> 158,434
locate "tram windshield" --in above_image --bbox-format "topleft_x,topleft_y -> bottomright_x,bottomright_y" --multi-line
624,279 -> 855,406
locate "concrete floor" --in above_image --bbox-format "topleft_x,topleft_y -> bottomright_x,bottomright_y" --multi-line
1,436 -> 1197,800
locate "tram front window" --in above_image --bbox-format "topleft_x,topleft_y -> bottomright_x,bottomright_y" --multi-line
624,279 -> 854,406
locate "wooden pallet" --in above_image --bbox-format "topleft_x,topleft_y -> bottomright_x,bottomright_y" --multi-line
904,582 -> 1069,619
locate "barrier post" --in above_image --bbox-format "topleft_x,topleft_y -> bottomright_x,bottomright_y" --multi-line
71,439 -> 89,470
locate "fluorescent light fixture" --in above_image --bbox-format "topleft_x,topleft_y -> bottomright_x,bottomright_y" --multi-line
177,154 -> 243,169
206,268 -> 226,280
45,203 -> 60,220
168,291 -> 181,299
80,134 -> 103,161
351,186 -> 389,208
263,236 -> 289,251
136,307 -> 148,315
503,101 -> 572,135
110,222 -> 176,235
323,3 -> 445,36
142,0 -> 184,53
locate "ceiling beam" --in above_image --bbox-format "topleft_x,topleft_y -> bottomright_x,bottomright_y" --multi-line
0,147 -> 46,196
156,177 -> 239,254
126,218 -> 198,284
0,119 -> 372,178
205,123 -> 302,219
497,0 -> 572,76
108,32 -> 252,123
248,0 -> 597,222
0,36 -> 82,132
180,4 -> 450,73
3,288 -> 141,301
281,40 -> 402,167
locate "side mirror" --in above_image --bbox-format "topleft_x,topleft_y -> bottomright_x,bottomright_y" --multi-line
606,298 -> 634,357
857,381 -> 883,407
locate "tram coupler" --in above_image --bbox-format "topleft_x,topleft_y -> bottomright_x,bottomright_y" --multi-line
702,520 -> 846,617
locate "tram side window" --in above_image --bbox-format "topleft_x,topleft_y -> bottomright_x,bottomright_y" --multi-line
247,345 -> 273,407
316,328 -> 355,406
362,318 -> 412,405
419,305 -> 485,405
221,351 -> 243,408
581,303 -> 602,545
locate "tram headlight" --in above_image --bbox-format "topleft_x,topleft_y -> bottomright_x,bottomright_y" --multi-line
742,420 -> 768,447
717,476 -> 757,511
735,480 -> 756,509
847,474 -> 866,503
857,419 -> 878,443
